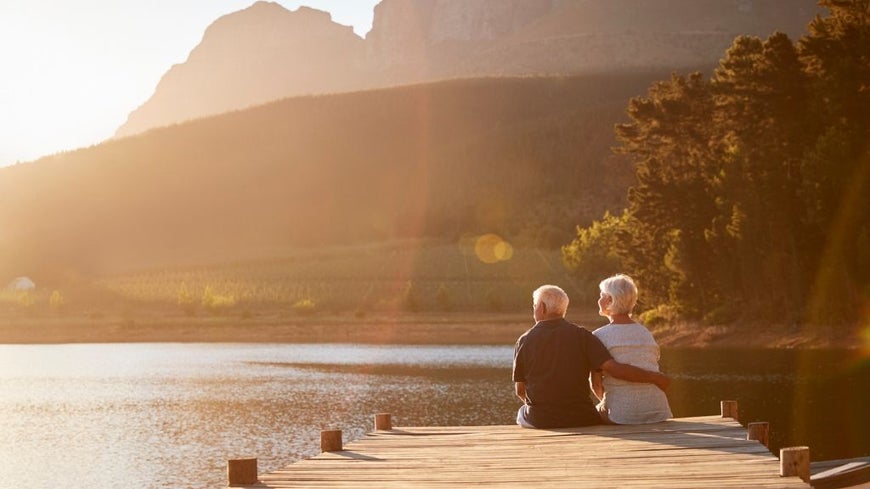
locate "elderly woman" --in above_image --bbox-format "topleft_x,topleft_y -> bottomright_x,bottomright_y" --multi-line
591,274 -> 672,424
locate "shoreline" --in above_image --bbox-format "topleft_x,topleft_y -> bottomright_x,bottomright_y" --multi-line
0,312 -> 862,349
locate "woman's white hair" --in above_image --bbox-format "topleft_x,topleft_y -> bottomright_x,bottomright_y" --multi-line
533,285 -> 569,316
599,274 -> 638,315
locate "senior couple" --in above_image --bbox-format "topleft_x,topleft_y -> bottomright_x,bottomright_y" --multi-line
514,275 -> 672,428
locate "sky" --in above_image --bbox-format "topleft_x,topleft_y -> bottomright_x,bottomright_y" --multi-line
0,0 -> 380,167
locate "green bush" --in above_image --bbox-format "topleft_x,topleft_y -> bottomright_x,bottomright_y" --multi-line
16,291 -> 34,309
177,282 -> 196,316
292,298 -> 317,315
201,285 -> 236,313
639,305 -> 678,328
702,304 -> 738,325
49,290 -> 66,311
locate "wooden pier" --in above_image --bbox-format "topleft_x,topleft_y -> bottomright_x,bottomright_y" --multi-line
227,403 -> 813,488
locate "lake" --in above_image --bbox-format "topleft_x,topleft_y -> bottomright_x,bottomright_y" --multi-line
0,344 -> 867,489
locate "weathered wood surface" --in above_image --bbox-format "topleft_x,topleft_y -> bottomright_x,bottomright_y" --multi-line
812,456 -> 870,474
810,457 -> 870,489
232,415 -> 810,488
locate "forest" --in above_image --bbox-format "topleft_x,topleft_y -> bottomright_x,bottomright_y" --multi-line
563,0 -> 869,328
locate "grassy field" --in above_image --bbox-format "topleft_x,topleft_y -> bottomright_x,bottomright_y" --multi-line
2,238 -> 601,317
0,238 -> 610,345
0,308 -> 857,349
4,238 -> 861,348
89,239 -> 598,315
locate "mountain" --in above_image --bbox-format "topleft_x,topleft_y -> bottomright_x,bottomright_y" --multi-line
1,73 -> 663,281
364,0 -> 554,80
116,0 -> 822,137
115,1 -> 367,138
367,0 -> 821,78
438,0 -> 822,77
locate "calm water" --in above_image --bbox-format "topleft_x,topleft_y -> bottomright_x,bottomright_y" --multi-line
0,344 -> 867,489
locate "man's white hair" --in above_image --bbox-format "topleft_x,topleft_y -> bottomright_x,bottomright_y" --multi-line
533,285 -> 569,316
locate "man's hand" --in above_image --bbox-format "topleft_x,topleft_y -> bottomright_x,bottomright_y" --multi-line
651,371 -> 670,392
600,359 -> 671,392
515,381 -> 527,403
590,370 -> 604,401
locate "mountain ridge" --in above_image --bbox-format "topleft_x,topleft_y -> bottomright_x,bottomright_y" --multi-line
115,0 -> 822,138
116,1 -> 367,137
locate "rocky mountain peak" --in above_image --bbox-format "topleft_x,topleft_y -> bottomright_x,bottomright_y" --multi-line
116,0 -> 822,138
115,1 -> 364,138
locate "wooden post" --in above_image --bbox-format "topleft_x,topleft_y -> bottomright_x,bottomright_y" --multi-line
374,413 -> 392,431
321,429 -> 343,452
747,421 -> 770,447
720,400 -> 739,421
227,458 -> 257,486
780,446 -> 810,482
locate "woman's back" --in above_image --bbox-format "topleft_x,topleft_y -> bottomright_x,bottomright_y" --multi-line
593,323 -> 672,424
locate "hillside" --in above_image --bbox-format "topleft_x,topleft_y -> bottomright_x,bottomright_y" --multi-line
0,73 -> 664,283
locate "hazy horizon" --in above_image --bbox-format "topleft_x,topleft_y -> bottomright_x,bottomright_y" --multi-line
0,0 -> 378,168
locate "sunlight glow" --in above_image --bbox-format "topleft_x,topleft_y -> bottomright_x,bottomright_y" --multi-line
792,148 -> 870,455
862,322 -> 870,357
474,234 -> 514,264
804,151 -> 869,329
0,0 -> 377,167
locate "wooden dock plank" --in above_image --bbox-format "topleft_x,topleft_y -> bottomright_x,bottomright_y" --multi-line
232,415 -> 810,488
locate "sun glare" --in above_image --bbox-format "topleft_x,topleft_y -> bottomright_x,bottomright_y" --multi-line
862,322 -> 870,357
474,233 -> 514,264
0,0 -> 378,167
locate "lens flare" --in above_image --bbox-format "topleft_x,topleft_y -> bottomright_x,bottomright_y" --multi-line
862,322 -> 870,358
474,234 -> 513,264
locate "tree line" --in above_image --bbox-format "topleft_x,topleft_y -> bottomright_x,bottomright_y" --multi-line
564,0 -> 869,327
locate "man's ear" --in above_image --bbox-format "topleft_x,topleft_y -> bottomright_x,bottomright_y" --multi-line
540,302 -> 547,314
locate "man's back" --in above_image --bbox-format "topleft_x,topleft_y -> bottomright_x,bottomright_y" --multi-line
513,318 -> 611,428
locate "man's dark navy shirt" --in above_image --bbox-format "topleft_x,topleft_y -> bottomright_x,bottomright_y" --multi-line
512,317 -> 613,428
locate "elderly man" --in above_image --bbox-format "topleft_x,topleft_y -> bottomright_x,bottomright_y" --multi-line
513,284 -> 671,428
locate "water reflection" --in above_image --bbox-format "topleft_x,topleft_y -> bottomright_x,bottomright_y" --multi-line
661,348 -> 870,461
0,344 -> 866,489
0,344 -> 515,489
